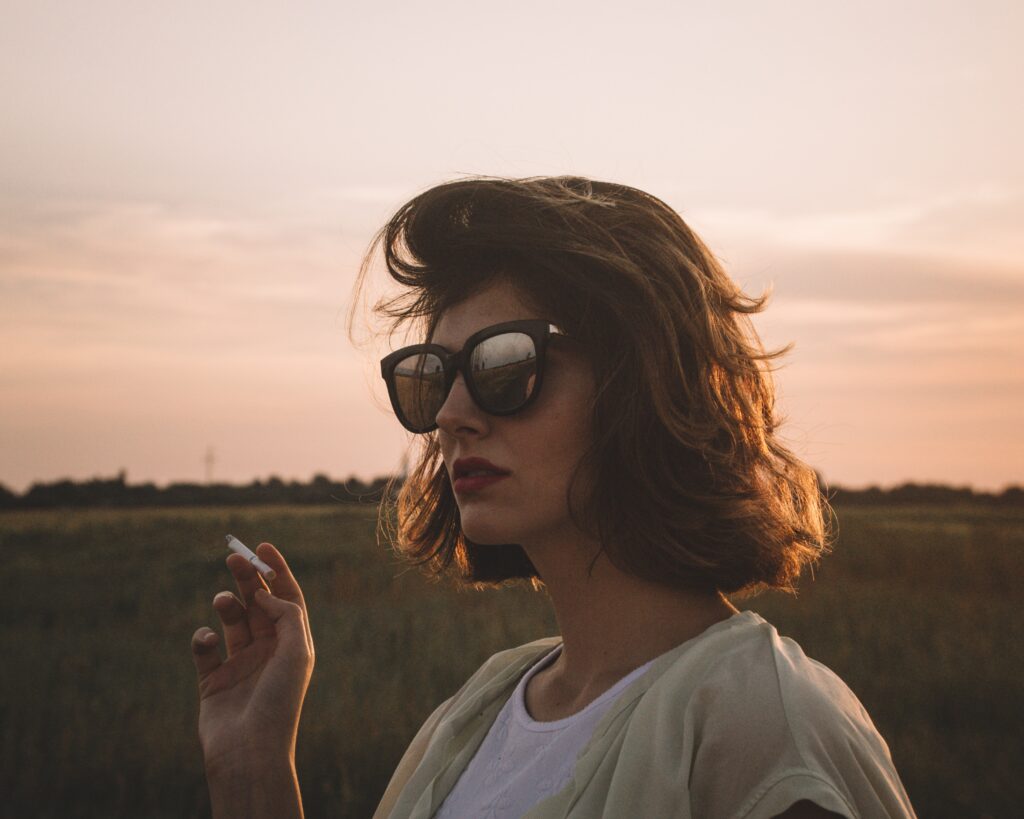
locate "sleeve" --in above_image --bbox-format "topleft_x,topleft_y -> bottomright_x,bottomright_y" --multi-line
738,769 -> 855,818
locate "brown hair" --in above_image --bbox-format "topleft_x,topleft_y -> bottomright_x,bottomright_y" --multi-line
349,175 -> 834,598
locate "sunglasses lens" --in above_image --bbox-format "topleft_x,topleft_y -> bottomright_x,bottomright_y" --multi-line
393,352 -> 446,430
470,332 -> 539,412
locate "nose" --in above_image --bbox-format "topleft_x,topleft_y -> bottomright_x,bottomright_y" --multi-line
435,371 -> 487,435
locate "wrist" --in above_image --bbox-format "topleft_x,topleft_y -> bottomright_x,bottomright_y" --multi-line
205,756 -> 304,819
204,748 -> 296,782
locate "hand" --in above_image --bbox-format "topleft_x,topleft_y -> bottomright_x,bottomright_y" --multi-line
191,542 -> 315,776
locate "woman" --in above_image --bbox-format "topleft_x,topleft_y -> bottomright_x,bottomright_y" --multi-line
191,176 -> 916,818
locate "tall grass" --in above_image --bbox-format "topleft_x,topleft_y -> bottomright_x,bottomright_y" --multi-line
1,502 -> 1020,817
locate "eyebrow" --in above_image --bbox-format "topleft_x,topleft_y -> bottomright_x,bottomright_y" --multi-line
427,337 -> 458,353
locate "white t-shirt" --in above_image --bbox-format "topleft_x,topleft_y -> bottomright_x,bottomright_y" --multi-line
435,643 -> 658,818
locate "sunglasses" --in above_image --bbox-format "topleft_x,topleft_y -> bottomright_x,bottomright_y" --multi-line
380,319 -> 569,434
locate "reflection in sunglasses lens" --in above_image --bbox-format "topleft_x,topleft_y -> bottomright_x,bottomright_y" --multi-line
471,332 -> 538,412
394,352 -> 445,430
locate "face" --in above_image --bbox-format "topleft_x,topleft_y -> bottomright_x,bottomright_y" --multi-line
431,280 -> 596,550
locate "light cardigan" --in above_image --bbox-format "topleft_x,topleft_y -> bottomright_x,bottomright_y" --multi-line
374,610 -> 916,819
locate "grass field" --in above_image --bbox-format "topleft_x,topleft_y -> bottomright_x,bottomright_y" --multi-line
1,501 -> 1021,818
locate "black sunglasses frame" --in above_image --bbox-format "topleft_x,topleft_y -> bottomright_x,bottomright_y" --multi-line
380,319 -> 569,434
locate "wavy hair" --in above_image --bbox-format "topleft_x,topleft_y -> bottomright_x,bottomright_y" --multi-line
349,175 -> 834,598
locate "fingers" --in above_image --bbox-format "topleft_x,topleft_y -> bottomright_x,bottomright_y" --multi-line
225,552 -> 275,639
255,543 -> 313,653
255,543 -> 304,604
225,542 -> 313,655
252,589 -> 314,664
212,590 -> 253,657
225,551 -> 271,599
191,626 -> 222,678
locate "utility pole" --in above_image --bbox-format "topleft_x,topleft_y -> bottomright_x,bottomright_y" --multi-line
204,446 -> 216,484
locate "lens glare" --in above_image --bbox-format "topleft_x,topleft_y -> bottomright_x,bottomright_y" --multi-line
393,352 -> 445,430
471,332 -> 538,412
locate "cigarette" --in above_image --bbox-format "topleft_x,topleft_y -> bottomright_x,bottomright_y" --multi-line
225,534 -> 277,580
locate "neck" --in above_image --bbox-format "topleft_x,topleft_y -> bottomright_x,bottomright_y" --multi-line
522,532 -> 740,695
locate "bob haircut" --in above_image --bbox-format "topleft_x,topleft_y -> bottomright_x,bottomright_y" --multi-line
351,175 -> 834,598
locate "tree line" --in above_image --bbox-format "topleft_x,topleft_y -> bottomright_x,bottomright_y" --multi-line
0,470 -> 1020,511
0,471 -> 397,510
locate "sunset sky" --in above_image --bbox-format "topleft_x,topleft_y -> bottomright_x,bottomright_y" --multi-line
2,0 -> 1022,494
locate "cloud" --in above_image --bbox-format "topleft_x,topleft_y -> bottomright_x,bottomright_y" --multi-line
696,182 -> 1024,270
844,309 -> 1024,354
764,298 -> 918,325
738,245 -> 1024,308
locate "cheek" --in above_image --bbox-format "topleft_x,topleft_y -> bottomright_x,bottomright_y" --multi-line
548,387 -> 593,463
523,409 -> 591,498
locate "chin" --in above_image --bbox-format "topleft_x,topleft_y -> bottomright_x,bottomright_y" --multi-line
458,515 -> 516,547
460,525 -> 510,547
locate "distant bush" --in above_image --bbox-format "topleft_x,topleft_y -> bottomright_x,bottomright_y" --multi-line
1,472 -> 401,510
828,482 -> 1023,507
0,481 -> 18,510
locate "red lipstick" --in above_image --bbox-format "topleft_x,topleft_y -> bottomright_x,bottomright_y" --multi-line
452,457 -> 511,494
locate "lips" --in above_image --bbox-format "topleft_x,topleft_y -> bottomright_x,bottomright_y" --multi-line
451,457 -> 511,495
452,456 -> 512,481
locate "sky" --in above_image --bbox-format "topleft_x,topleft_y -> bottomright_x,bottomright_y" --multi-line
1,0 -> 1022,494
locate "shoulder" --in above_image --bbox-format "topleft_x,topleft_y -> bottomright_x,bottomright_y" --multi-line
641,612 -> 867,739
687,615 -> 875,742
643,612 -> 914,817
